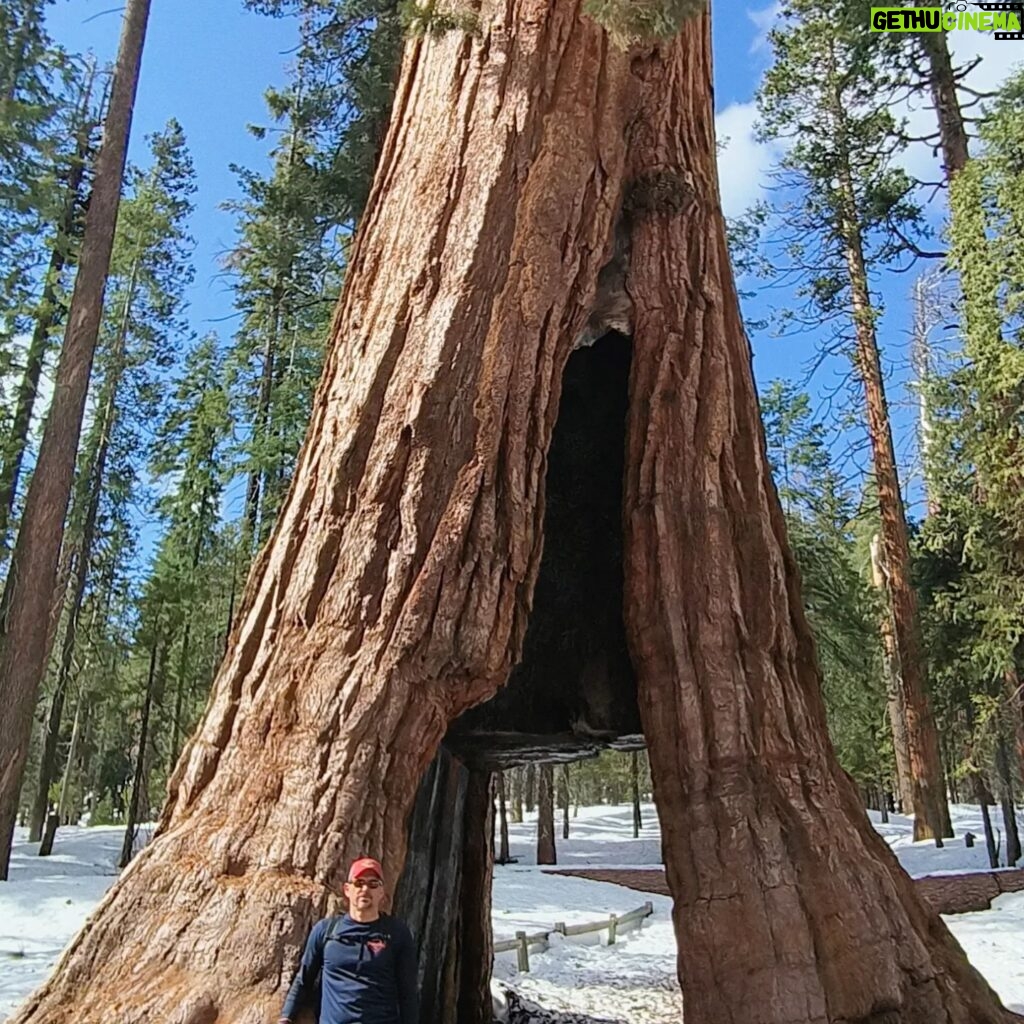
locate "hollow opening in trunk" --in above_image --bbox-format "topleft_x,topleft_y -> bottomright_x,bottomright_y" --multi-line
447,330 -> 641,769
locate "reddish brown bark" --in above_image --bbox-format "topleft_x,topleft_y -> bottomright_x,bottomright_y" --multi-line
849,253 -> 951,841
827,57 -> 951,842
0,0 -> 150,881
871,534 -> 914,815
913,7 -> 969,178
8,4 -> 1018,1024
623,16 -> 1003,1022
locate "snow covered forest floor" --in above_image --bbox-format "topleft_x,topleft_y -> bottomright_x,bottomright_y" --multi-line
2,803 -> 1024,1021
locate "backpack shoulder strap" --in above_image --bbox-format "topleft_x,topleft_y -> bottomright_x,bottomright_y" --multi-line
323,914 -> 345,943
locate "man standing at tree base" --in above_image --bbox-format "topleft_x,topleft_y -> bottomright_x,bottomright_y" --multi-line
279,857 -> 419,1024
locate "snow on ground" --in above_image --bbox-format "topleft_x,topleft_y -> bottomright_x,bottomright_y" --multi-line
2,804 -> 1024,1021
1,827 -> 124,1019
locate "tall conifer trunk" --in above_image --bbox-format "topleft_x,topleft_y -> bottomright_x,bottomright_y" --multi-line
824,41 -> 950,842
0,0 -> 150,880
536,763 -> 556,865
871,534 -> 915,814
9,5 -> 1019,1023
0,69 -> 96,556
29,269 -> 133,842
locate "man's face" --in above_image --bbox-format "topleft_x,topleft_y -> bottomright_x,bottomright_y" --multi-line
344,872 -> 386,915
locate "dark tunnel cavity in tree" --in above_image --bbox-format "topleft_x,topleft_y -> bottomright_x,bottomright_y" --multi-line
447,331 -> 644,770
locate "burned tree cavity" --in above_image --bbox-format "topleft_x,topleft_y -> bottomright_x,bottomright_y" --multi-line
448,331 -> 642,768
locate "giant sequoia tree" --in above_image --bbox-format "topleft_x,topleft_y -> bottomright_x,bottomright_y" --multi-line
11,3 -> 1020,1023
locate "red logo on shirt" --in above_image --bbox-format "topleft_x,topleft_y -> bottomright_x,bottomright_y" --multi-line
367,939 -> 388,955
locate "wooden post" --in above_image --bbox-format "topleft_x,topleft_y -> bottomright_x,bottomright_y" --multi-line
554,921 -> 566,935
608,913 -> 618,945
516,932 -> 529,973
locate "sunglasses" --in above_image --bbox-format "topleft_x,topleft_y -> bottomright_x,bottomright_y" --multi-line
349,877 -> 383,889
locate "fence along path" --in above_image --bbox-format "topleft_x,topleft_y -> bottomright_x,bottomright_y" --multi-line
493,901 -> 654,973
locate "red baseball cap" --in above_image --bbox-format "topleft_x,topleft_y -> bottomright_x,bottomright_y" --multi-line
347,857 -> 384,883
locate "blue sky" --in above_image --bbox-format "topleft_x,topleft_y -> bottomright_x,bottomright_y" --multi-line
43,1 -> 1021,520
45,0 -> 295,334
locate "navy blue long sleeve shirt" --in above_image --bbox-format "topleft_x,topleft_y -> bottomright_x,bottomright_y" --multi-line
281,914 -> 419,1024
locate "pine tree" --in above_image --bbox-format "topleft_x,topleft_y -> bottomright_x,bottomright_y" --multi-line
0,0 -> 70,351
0,0 -> 151,879
28,121 -> 196,841
226,0 -> 402,555
0,59 -> 102,559
761,382 -> 892,798
921,71 -> 1024,809
145,334 -> 232,778
536,763 -> 556,865
757,0 -> 951,841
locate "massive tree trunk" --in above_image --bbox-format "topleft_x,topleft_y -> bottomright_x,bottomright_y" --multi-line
10,5 -> 1020,1024
0,0 -> 150,880
624,17 -> 1000,1021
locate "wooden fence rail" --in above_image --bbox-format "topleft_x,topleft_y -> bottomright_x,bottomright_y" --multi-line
493,901 -> 654,973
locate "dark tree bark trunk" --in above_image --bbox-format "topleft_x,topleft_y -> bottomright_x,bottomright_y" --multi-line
560,763 -> 570,840
119,632 -> 158,869
56,681 -> 85,825
455,770 -> 495,1024
509,766 -> 523,823
524,763 -> 536,814
392,749 -> 494,1024
536,763 -> 556,866
631,749 -> 642,838
974,773 -> 1000,869
995,736 -> 1021,867
496,770 -> 511,864
0,0 -> 150,881
30,317 -> 125,842
836,128 -> 950,842
10,5 -> 1020,1023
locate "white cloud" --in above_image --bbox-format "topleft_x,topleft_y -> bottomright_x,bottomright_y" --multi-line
748,1 -> 781,54
714,101 -> 782,218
